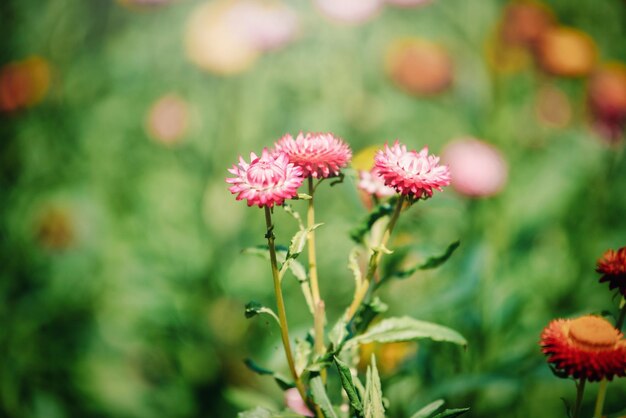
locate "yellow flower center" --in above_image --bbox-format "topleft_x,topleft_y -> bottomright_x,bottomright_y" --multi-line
569,316 -> 618,348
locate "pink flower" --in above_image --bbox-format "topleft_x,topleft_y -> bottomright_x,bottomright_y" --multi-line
274,132 -> 352,178
374,140 -> 450,198
441,138 -> 508,198
358,168 -> 396,198
226,149 -> 304,208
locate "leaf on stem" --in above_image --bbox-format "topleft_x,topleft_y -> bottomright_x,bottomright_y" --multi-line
385,241 -> 460,281
310,374 -> 339,418
363,355 -> 385,418
243,358 -> 294,391
244,301 -> 280,326
287,223 -> 323,259
294,338 -> 312,376
344,316 -> 467,350
333,356 -> 364,416
431,408 -> 470,418
282,203 -> 304,229
409,399 -> 445,418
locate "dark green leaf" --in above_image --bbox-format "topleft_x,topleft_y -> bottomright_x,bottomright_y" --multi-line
431,408 -> 470,418
409,399 -> 445,418
345,316 -> 467,349
310,375 -> 338,418
243,358 -> 294,391
244,301 -> 280,325
386,241 -> 460,281
333,356 -> 363,416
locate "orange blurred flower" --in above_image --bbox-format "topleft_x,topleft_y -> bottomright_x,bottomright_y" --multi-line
588,63 -> 626,142
0,56 -> 51,112
535,27 -> 596,77
386,38 -> 453,96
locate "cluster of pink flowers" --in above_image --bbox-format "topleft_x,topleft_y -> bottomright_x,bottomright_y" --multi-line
227,135 -> 451,207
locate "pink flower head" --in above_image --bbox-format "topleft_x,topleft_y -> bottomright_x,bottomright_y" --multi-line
358,168 -> 396,198
284,387 -> 314,417
226,149 -> 304,208
274,132 -> 352,178
374,140 -> 450,198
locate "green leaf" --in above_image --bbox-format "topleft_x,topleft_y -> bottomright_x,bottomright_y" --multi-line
363,355 -> 385,418
238,407 -> 303,418
294,338 -> 312,376
287,223 -> 323,259
348,247 -> 363,287
431,408 -> 470,418
244,301 -> 280,326
344,316 -> 467,349
310,375 -> 338,418
409,399 -> 445,418
333,356 -> 363,416
350,200 -> 396,244
350,297 -> 389,337
386,241 -> 460,281
297,193 -> 313,200
243,358 -> 294,391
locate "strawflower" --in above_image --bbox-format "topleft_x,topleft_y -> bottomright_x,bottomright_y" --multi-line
274,132 -> 352,178
540,315 -> 626,382
374,140 -> 451,198
226,149 -> 304,208
596,246 -> 626,296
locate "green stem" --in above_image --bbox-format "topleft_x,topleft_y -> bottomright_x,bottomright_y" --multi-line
593,379 -> 607,418
264,207 -> 307,403
345,194 -> 406,320
573,378 -> 586,418
307,177 -> 325,356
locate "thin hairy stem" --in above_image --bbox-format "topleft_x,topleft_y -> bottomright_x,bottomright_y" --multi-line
264,207 -> 307,402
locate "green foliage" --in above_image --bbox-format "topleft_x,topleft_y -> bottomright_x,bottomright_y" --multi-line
383,240 -> 461,282
363,355 -> 385,418
310,375 -> 339,418
243,359 -> 294,391
344,316 -> 467,350
238,407 -> 303,418
334,356 -> 364,416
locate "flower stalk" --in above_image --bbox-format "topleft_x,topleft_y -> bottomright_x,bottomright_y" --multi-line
346,194 -> 406,320
307,177 -> 326,357
573,378 -> 586,418
264,207 -> 307,402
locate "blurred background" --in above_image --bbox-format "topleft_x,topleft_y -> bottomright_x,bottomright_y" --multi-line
1,0 -> 626,417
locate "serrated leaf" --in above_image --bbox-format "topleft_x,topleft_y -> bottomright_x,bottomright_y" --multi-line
287,223 -> 323,259
238,407 -> 303,418
297,193 -> 313,200
363,355 -> 384,418
310,375 -> 338,418
334,356 -> 363,416
244,301 -> 280,326
329,317 -> 348,347
431,408 -> 470,418
387,241 -> 460,281
348,247 -> 363,287
294,338 -> 312,376
409,399 -> 445,418
345,316 -> 467,349
349,297 -> 389,338
243,358 -> 295,391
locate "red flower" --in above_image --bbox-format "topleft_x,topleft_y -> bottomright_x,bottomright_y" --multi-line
596,246 -> 626,296
540,315 -> 626,382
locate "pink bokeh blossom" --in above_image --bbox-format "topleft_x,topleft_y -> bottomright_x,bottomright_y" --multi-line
226,149 -> 304,208
358,168 -> 396,198
284,388 -> 314,417
274,132 -> 352,178
441,138 -> 508,198
374,141 -> 450,198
